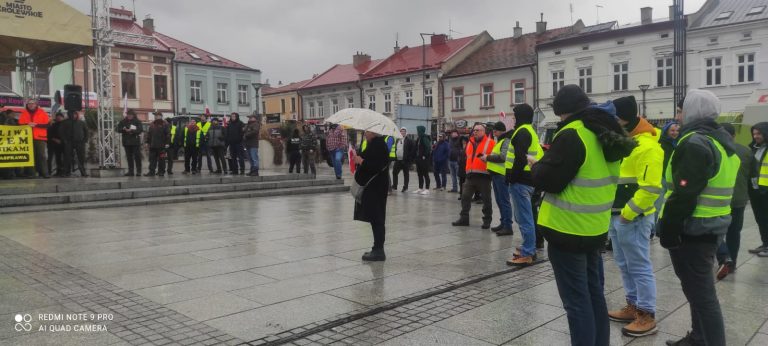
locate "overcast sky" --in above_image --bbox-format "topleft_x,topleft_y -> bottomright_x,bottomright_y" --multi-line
63,0 -> 706,85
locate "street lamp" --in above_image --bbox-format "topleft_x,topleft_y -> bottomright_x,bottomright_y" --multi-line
252,82 -> 266,117
638,84 -> 650,118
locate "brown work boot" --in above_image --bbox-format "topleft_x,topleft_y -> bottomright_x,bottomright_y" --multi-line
608,304 -> 638,323
622,310 -> 658,337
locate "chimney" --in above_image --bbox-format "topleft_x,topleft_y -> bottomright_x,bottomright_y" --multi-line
536,13 -> 547,34
394,42 -> 401,53
669,5 -> 676,20
142,15 -> 155,35
514,21 -> 523,38
431,34 -> 448,46
641,7 -> 653,24
353,52 -> 371,68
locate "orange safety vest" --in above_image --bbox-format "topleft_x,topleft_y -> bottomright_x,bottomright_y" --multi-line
465,135 -> 495,174
18,108 -> 50,141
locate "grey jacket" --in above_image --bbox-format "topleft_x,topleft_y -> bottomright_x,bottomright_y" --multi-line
208,125 -> 226,148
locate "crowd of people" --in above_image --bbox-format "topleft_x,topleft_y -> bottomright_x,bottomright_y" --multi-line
349,85 -> 768,346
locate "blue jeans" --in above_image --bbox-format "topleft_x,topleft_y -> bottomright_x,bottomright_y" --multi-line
608,214 -> 656,314
448,161 -> 459,191
247,147 -> 259,172
331,149 -> 344,178
491,174 -> 512,229
510,183 -> 536,257
549,244 -> 610,346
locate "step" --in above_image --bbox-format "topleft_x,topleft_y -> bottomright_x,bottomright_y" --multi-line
0,185 -> 350,214
0,179 -> 343,208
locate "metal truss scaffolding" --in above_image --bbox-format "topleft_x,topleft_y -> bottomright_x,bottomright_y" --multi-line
672,0 -> 687,113
91,0 -> 119,168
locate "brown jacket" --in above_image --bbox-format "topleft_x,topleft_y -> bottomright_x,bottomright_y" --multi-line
243,121 -> 261,148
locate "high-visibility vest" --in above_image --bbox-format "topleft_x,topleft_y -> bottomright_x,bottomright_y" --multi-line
18,108 -> 50,141
171,125 -> 177,142
197,121 -> 211,135
184,127 -> 201,147
486,138 -> 509,175
538,120 -> 620,236
386,136 -> 396,158
759,148 -> 768,187
614,131 -> 664,220
660,132 -> 739,218
361,139 -> 367,152
465,135 -> 495,174
506,124 -> 543,172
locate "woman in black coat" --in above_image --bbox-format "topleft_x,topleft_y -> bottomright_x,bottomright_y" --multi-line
353,131 -> 390,261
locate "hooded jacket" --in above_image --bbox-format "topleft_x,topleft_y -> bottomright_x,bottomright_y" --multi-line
416,126 -> 431,160
60,116 -> 89,143
750,122 -> 768,193
225,115 -> 245,145
432,138 -> 450,163
207,124 -> 226,148
612,118 -> 664,221
115,116 -> 143,146
145,119 -> 170,149
507,109 -> 536,186
486,129 -> 513,177
243,119 -> 261,148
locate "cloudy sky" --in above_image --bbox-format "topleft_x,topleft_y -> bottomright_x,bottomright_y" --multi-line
62,0 -> 706,85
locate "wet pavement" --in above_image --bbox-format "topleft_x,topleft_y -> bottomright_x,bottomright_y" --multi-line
0,172 -> 767,345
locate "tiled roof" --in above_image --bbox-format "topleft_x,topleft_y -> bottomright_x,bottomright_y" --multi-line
362,35 -> 478,79
690,0 -> 768,29
302,59 -> 383,89
263,79 -> 313,96
153,32 -> 259,71
110,18 -> 171,52
445,27 -> 576,78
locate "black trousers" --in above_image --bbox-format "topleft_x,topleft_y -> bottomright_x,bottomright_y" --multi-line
459,176 -> 466,196
415,158 -> 430,189
166,147 -> 177,173
669,241 -> 725,346
228,144 -> 245,173
391,160 -> 410,189
184,147 -> 199,172
301,150 -> 316,175
63,141 -> 86,175
372,222 -> 385,250
197,145 -> 213,172
47,144 -> 63,175
148,148 -> 166,174
717,206 -> 745,266
211,146 -> 226,172
123,145 -> 141,174
24,140 -> 48,177
532,189 -> 545,247
288,151 -> 301,173
459,174 -> 492,224
749,189 -> 768,247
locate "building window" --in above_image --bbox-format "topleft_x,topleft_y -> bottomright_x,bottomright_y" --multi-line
715,11 -> 733,20
705,57 -> 722,86
578,68 -> 592,94
119,52 -> 135,60
425,74 -> 431,80
346,97 -> 354,109
291,97 -> 297,112
552,71 -> 564,96
404,91 -> 413,105
152,56 -> 167,64
384,81 -> 389,86
216,83 -> 228,104
512,82 -> 525,104
613,62 -> 629,91
660,33 -> 669,38
237,85 -> 249,105
121,71 -> 136,98
0,71 -> 11,92
582,45 -> 589,50
737,53 -> 755,83
405,77 -> 411,83
318,101 -> 324,117
554,50 -> 561,55
747,6 -> 765,15
262,101 -> 265,113
424,88 -> 433,108
190,80 -> 202,103
208,55 -> 220,62
617,40 -> 625,45
368,95 -> 376,111
332,98 -> 339,113
188,52 -> 201,60
281,99 -> 286,113
657,58 -> 673,87
481,84 -> 494,108
153,75 -> 168,100
308,102 -> 315,118
384,93 -> 392,113
452,88 -> 464,110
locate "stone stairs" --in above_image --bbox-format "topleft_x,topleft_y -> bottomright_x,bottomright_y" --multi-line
0,174 -> 348,214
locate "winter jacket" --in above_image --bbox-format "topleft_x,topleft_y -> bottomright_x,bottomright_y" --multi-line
184,124 -> 199,148
18,107 -> 49,141
432,140 -> 450,163
612,118 -> 664,221
225,119 -> 245,145
449,137 -> 463,162
47,120 -> 63,147
507,125 -> 536,186
731,143 -> 754,208
116,117 -> 143,146
750,122 -> 768,193
486,130 -> 513,176
243,121 -> 260,148
531,106 -> 636,253
458,144 -> 468,178
416,126 -> 431,161
145,119 -> 170,149
300,132 -> 318,151
60,117 -> 89,143
659,121 -> 678,177
353,135 -> 390,225
207,125 -> 226,148
286,136 -> 301,153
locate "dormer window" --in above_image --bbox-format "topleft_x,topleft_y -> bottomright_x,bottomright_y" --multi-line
747,6 -> 765,16
554,50 -> 561,55
617,40 -> 625,45
209,55 -> 220,62
715,11 -> 733,20
188,52 -> 201,60
660,33 -> 669,38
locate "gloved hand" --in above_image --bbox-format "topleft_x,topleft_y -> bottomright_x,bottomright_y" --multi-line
658,219 -> 683,249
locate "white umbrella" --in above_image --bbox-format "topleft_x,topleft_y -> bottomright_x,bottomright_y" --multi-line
325,108 -> 402,138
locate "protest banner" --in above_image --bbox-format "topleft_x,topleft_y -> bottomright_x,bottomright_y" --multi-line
0,125 -> 34,168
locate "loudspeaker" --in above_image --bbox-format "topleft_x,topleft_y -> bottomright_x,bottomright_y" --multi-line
64,84 -> 83,111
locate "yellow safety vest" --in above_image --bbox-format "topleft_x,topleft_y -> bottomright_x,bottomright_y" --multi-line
486,138 -> 509,175
197,121 -> 211,135
386,136 -> 396,158
183,127 -> 201,148
170,125 -> 177,141
759,148 -> 768,187
506,124 -> 543,172
538,120 -> 620,236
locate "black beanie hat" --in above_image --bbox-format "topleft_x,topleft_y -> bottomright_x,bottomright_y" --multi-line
493,121 -> 506,132
552,85 -> 590,115
512,104 -> 534,124
613,95 -> 638,122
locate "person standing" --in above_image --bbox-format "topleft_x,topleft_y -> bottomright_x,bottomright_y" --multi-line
59,111 -> 89,177
183,120 -> 201,174
287,129 -> 302,174
300,125 -> 318,176
144,112 -> 170,176
391,127 -> 415,192
505,103 -> 543,262
452,123 -> 495,229
326,124 -> 348,179
47,112 -> 65,176
485,121 -> 514,234
448,130 -> 462,192
115,109 -> 143,177
747,122 -> 768,257
353,131 -> 390,261
715,123 -> 755,279
457,136 -> 469,200
414,125 -> 432,195
243,114 -> 261,176
532,85 -> 635,346
601,96 -> 663,337
207,118 -> 227,174
196,114 -> 214,173
225,113 -> 246,175
432,133 -> 450,191
659,90 -> 739,346
18,99 -> 50,178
